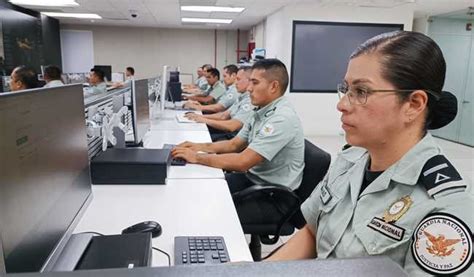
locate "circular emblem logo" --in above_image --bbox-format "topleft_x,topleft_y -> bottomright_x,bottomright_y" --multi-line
242,104 -> 251,112
227,93 -> 234,99
412,213 -> 473,275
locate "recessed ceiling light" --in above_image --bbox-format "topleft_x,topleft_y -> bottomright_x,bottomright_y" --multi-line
181,6 -> 245,13
41,12 -> 102,19
182,18 -> 233,24
9,0 -> 79,7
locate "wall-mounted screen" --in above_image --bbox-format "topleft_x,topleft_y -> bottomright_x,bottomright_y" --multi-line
290,21 -> 403,93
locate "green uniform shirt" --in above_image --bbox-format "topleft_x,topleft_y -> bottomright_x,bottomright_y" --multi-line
204,81 -> 226,103
229,92 -> 254,124
196,76 -> 208,91
301,133 -> 474,276
237,96 -> 305,190
217,84 -> 239,109
85,82 -> 107,94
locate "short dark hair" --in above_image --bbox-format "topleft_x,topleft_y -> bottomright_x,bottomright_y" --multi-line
202,64 -> 213,71
90,67 -> 105,81
126,67 -> 135,75
223,64 -> 239,75
44,65 -> 62,80
351,31 -> 452,130
206,68 -> 220,80
238,65 -> 252,73
14,66 -> 38,89
251,59 -> 289,94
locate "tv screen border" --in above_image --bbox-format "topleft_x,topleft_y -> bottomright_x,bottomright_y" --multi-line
289,20 -> 404,93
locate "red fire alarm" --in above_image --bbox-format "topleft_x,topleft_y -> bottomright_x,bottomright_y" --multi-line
467,22 -> 472,31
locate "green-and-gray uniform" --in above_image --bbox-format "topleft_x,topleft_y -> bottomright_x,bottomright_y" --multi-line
196,76 -> 208,91
301,133 -> 473,276
217,84 -> 239,109
237,96 -> 305,190
204,81 -> 226,102
85,82 -> 107,94
228,92 -> 254,124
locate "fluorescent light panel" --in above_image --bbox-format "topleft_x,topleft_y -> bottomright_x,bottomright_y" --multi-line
181,6 -> 245,13
182,18 -> 232,24
9,0 -> 79,7
41,12 -> 102,19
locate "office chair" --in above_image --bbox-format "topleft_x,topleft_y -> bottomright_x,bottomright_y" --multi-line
232,139 -> 331,261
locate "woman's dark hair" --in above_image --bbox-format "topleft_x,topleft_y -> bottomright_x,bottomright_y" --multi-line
350,31 -> 456,130
14,66 -> 39,89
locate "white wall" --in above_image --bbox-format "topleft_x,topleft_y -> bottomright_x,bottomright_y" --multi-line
260,4 -> 414,136
413,16 -> 430,34
60,24 -> 248,80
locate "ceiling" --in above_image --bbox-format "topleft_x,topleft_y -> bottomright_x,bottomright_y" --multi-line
13,0 -> 474,29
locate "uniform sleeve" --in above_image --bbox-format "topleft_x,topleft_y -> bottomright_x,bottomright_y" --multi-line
236,120 -> 251,143
300,173 -> 328,229
232,102 -> 253,123
246,115 -> 295,161
403,191 -> 474,276
210,86 -> 225,101
218,90 -> 237,108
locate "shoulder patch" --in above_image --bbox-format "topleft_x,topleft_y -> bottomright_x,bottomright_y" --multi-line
227,93 -> 234,99
242,103 -> 251,112
419,155 -> 465,198
411,213 -> 473,276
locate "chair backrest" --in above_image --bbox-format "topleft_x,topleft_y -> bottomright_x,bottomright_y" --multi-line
295,139 -> 331,203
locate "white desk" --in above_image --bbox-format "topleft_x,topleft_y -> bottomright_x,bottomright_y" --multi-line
144,130 -> 225,179
74,179 -> 252,266
150,109 -> 208,131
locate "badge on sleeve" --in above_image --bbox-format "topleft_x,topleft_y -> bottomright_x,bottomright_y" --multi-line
367,196 -> 412,241
242,103 -> 251,112
259,123 -> 274,137
227,93 -> 234,99
411,213 -> 473,276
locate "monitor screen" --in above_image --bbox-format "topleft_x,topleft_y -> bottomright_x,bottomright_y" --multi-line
0,84 -> 92,273
290,21 -> 403,92
93,65 -> 112,82
131,79 -> 150,145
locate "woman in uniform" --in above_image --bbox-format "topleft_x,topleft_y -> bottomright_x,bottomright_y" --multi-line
266,31 -> 473,276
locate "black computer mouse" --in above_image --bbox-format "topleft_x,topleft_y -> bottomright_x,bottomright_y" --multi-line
122,221 -> 162,238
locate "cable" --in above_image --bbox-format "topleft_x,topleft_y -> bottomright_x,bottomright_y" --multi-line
153,247 -> 171,266
76,231 -> 105,236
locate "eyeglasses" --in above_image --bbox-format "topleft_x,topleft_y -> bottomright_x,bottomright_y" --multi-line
337,83 -> 440,105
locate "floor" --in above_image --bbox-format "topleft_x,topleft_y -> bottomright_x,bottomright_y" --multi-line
245,134 -> 474,258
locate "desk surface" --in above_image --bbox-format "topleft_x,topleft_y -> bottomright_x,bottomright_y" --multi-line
150,109 -> 208,131
9,257 -> 407,276
144,130 -> 225,179
74,179 -> 252,266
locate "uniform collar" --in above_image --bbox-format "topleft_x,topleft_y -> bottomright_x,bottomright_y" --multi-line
389,133 -> 440,185
226,83 -> 236,91
238,91 -> 250,101
211,81 -> 222,89
254,96 -> 285,119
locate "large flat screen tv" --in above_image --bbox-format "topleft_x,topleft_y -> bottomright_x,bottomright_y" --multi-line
290,21 -> 403,93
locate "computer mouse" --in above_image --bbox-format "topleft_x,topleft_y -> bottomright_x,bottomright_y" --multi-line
121,221 -> 162,238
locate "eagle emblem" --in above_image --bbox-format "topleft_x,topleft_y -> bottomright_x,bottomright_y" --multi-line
424,231 -> 460,257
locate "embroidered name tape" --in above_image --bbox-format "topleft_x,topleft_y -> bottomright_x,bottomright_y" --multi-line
367,217 -> 405,241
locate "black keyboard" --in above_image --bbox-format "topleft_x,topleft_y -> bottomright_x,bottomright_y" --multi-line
174,236 -> 229,265
162,144 -> 187,166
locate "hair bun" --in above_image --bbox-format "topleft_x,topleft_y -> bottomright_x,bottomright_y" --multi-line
428,91 -> 458,130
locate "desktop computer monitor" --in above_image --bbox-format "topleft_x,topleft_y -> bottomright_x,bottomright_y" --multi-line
130,79 -> 150,145
0,84 -> 92,273
94,65 -> 112,82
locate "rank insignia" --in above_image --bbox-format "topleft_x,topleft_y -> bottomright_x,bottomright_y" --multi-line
383,195 -> 412,223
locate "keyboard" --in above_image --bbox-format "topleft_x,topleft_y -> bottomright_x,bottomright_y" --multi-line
162,144 -> 187,166
176,113 -> 196,123
174,236 -> 229,265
